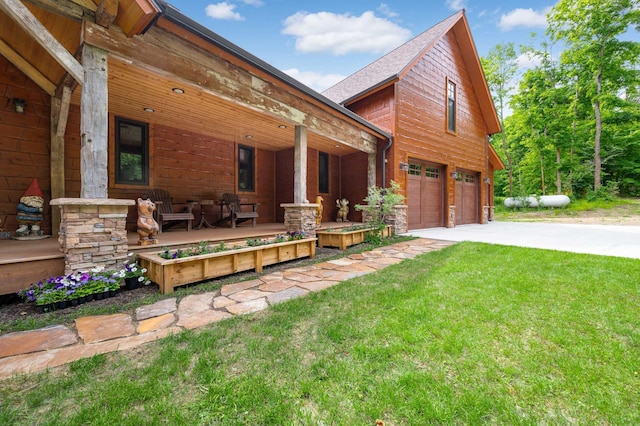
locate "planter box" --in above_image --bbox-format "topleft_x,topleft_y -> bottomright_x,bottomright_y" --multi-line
316,226 -> 391,250
137,238 -> 317,294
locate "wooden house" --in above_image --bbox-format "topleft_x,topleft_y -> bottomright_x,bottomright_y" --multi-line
324,10 -> 504,229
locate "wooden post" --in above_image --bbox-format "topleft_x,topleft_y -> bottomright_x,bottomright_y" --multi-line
50,86 -> 71,236
80,44 -> 109,198
368,152 -> 376,188
294,125 -> 307,204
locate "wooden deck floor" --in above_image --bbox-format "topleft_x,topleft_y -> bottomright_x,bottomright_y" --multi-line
0,221 -> 358,295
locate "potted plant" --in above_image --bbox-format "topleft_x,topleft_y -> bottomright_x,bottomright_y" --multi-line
117,253 -> 151,290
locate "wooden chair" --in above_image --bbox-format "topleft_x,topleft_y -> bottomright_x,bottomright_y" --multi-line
144,189 -> 194,233
220,193 -> 258,228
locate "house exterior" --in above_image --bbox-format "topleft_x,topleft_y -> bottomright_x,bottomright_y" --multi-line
0,1 -> 501,290
324,10 -> 504,229
0,0 -> 390,240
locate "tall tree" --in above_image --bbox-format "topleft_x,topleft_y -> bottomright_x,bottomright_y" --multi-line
481,43 -> 518,196
547,0 -> 640,191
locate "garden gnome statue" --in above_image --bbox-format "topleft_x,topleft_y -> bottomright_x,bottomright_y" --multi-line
315,195 -> 323,227
15,178 -> 45,237
336,198 -> 349,222
136,198 -> 160,245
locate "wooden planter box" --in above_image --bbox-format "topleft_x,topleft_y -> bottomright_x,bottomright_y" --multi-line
316,226 -> 391,250
138,238 -> 316,294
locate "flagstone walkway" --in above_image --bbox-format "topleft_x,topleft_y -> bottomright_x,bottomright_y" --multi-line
0,238 -> 453,379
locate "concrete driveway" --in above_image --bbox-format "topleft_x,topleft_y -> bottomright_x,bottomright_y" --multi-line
405,221 -> 640,259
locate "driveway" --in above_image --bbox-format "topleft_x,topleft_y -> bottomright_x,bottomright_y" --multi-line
405,221 -> 640,259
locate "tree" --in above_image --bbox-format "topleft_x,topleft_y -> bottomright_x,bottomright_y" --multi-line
481,43 -> 518,196
548,0 -> 640,191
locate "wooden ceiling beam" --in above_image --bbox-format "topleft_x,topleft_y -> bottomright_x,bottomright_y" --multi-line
0,0 -> 84,84
95,0 -> 117,28
0,39 -> 56,95
22,0 -> 94,21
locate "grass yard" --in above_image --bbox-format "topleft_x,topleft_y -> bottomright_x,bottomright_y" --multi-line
1,242 -> 639,425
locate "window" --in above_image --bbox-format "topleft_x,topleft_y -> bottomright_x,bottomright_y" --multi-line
447,80 -> 457,133
425,166 -> 440,179
408,164 -> 421,176
115,117 -> 148,185
238,145 -> 255,192
318,152 -> 329,193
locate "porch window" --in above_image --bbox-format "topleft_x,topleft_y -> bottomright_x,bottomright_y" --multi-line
238,145 -> 255,192
115,117 -> 148,185
447,79 -> 457,133
318,151 -> 329,193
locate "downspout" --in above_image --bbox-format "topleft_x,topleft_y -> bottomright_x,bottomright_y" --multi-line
381,136 -> 393,187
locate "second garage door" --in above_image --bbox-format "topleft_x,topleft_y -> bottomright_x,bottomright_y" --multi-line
455,171 -> 479,225
407,161 -> 444,229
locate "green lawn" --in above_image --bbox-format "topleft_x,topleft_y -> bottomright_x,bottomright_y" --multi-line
2,242 -> 639,425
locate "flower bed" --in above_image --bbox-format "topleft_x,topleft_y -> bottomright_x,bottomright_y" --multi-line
316,225 -> 391,250
17,255 -> 150,312
138,236 -> 317,294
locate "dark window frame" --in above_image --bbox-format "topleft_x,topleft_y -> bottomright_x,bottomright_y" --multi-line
318,151 -> 330,194
238,144 -> 255,192
446,79 -> 457,134
115,117 -> 149,186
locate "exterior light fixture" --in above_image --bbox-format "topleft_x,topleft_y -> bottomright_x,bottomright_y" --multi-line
450,171 -> 459,179
13,98 -> 26,114
172,88 -> 185,94
143,107 -> 155,113
483,177 -> 491,184
399,161 -> 410,172
278,125 -> 287,129
245,134 -> 253,139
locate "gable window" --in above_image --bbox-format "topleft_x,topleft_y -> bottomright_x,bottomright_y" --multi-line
115,117 -> 148,185
318,151 -> 329,193
238,145 -> 255,192
447,80 -> 457,133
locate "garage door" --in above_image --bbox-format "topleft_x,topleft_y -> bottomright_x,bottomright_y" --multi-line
407,161 -> 444,229
455,171 -> 479,225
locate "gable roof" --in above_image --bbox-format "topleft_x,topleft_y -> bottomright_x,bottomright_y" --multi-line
322,10 -> 501,135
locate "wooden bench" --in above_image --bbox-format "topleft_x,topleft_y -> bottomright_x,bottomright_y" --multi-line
218,193 -> 258,228
144,189 -> 194,233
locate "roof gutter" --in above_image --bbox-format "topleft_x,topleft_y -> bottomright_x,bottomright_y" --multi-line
155,1 -> 391,142
381,135 -> 393,187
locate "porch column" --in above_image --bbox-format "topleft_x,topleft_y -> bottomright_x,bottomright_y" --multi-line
50,198 -> 134,274
294,125 -> 307,204
80,44 -> 109,198
368,152 -> 376,188
50,86 -> 71,236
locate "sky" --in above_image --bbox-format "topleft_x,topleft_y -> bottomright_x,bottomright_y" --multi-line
165,0 -> 637,93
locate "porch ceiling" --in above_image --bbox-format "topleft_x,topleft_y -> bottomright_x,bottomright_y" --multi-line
0,2 -> 366,158
101,58 -> 361,156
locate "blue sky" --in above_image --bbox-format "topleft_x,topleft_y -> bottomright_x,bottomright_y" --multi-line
166,0 -> 637,92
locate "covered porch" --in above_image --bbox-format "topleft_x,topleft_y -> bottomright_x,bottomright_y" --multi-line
0,220 -> 361,296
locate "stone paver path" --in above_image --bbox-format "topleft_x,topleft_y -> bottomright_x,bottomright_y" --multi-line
0,238 -> 452,379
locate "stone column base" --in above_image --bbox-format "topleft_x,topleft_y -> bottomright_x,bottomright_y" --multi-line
482,206 -> 490,224
281,203 -> 319,238
447,205 -> 456,228
50,198 -> 135,274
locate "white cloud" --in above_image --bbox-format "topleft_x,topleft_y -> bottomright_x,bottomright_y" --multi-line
446,0 -> 467,11
205,2 -> 244,21
283,68 -> 346,93
498,7 -> 552,31
516,52 -> 542,69
377,3 -> 399,18
282,11 -> 412,55
241,0 -> 263,5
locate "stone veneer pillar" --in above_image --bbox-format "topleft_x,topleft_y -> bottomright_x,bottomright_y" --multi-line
361,204 -> 408,235
50,198 -> 135,274
448,205 -> 456,228
281,203 -> 318,238
482,206 -> 490,224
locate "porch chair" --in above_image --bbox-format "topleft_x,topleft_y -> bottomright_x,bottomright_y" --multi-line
144,189 -> 194,233
220,193 -> 258,228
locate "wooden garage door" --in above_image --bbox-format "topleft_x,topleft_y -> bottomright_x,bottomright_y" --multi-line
455,171 -> 479,225
408,161 -> 444,229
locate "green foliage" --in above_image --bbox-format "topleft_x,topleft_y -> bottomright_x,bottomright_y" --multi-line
3,244 -> 640,424
355,181 -> 404,243
587,180 -> 620,201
